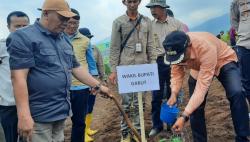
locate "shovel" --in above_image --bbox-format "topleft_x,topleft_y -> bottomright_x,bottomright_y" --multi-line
103,93 -> 142,142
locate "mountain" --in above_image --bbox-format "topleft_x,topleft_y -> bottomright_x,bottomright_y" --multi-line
190,13 -> 231,35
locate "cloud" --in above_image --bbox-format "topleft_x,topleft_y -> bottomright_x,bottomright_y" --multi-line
187,7 -> 226,27
166,0 -> 231,28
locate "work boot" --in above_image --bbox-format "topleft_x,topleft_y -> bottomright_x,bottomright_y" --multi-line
87,128 -> 98,136
148,128 -> 163,137
86,113 -> 98,135
121,133 -> 131,142
85,133 -> 94,142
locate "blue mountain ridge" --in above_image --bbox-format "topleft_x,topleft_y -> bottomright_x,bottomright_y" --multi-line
190,13 -> 231,35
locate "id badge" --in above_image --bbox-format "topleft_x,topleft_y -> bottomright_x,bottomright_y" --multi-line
135,43 -> 142,53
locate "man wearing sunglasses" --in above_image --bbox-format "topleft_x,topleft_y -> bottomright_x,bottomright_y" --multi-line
7,0 -> 110,141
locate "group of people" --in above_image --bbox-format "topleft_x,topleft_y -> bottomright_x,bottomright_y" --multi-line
109,0 -> 250,142
0,0 -> 249,142
216,26 -> 238,47
0,0 -> 108,142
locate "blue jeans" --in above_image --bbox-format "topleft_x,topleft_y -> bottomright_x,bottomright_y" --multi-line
236,46 -> 250,103
188,62 -> 249,142
0,105 -> 18,142
151,56 -> 171,129
87,95 -> 96,113
70,89 -> 90,142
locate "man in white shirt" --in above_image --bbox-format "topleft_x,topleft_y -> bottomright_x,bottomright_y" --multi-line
0,11 -> 29,142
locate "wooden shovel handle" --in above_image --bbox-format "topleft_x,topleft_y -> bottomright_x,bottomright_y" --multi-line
110,95 -> 142,142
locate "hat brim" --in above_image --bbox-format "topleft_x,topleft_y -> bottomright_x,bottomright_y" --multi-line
86,35 -> 94,39
146,3 -> 170,8
164,53 -> 184,65
37,8 -> 77,18
57,10 -> 76,18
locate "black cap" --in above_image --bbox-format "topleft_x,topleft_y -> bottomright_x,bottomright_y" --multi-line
163,31 -> 188,65
71,8 -> 80,20
79,28 -> 93,39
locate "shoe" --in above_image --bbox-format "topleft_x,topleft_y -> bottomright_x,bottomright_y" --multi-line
121,133 -> 131,142
148,128 -> 162,137
85,133 -> 94,142
86,113 -> 98,135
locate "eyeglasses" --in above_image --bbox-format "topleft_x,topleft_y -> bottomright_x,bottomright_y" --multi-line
67,21 -> 79,26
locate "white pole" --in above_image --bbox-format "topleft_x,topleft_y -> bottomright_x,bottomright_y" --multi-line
138,92 -> 147,142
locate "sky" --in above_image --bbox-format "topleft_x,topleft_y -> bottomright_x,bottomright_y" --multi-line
0,0 -> 232,43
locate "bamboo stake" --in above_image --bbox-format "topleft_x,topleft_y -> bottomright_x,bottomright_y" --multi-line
138,92 -> 147,142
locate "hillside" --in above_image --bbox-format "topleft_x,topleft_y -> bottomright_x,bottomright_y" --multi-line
190,13 -> 231,35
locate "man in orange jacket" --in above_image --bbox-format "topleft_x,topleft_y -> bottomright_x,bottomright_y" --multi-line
164,31 -> 249,142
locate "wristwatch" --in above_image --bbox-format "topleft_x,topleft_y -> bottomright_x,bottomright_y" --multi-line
93,83 -> 101,91
180,114 -> 189,122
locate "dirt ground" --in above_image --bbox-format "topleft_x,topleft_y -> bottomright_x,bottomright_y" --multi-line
65,77 -> 240,142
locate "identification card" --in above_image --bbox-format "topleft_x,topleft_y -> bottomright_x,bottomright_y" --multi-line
135,43 -> 142,53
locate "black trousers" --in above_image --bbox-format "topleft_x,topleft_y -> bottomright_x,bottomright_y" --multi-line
0,105 -> 18,142
188,62 -> 250,142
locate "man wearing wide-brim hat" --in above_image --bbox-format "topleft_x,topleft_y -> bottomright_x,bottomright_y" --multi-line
145,0 -> 184,137
146,0 -> 170,8
164,31 -> 250,142
7,0 -> 110,141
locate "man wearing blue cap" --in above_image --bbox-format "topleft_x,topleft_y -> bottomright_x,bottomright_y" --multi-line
145,0 -> 184,137
164,31 -> 250,142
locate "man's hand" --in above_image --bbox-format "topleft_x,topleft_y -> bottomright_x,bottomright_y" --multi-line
109,72 -> 117,85
91,85 -> 113,99
99,85 -> 112,97
172,117 -> 185,133
18,114 -> 34,141
167,95 -> 177,106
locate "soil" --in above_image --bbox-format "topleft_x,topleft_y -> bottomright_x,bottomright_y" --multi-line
65,77 -> 241,142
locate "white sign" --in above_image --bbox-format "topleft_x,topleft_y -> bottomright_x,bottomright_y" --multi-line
117,64 -> 160,94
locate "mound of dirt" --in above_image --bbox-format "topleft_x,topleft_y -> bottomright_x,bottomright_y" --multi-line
65,78 -> 240,142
